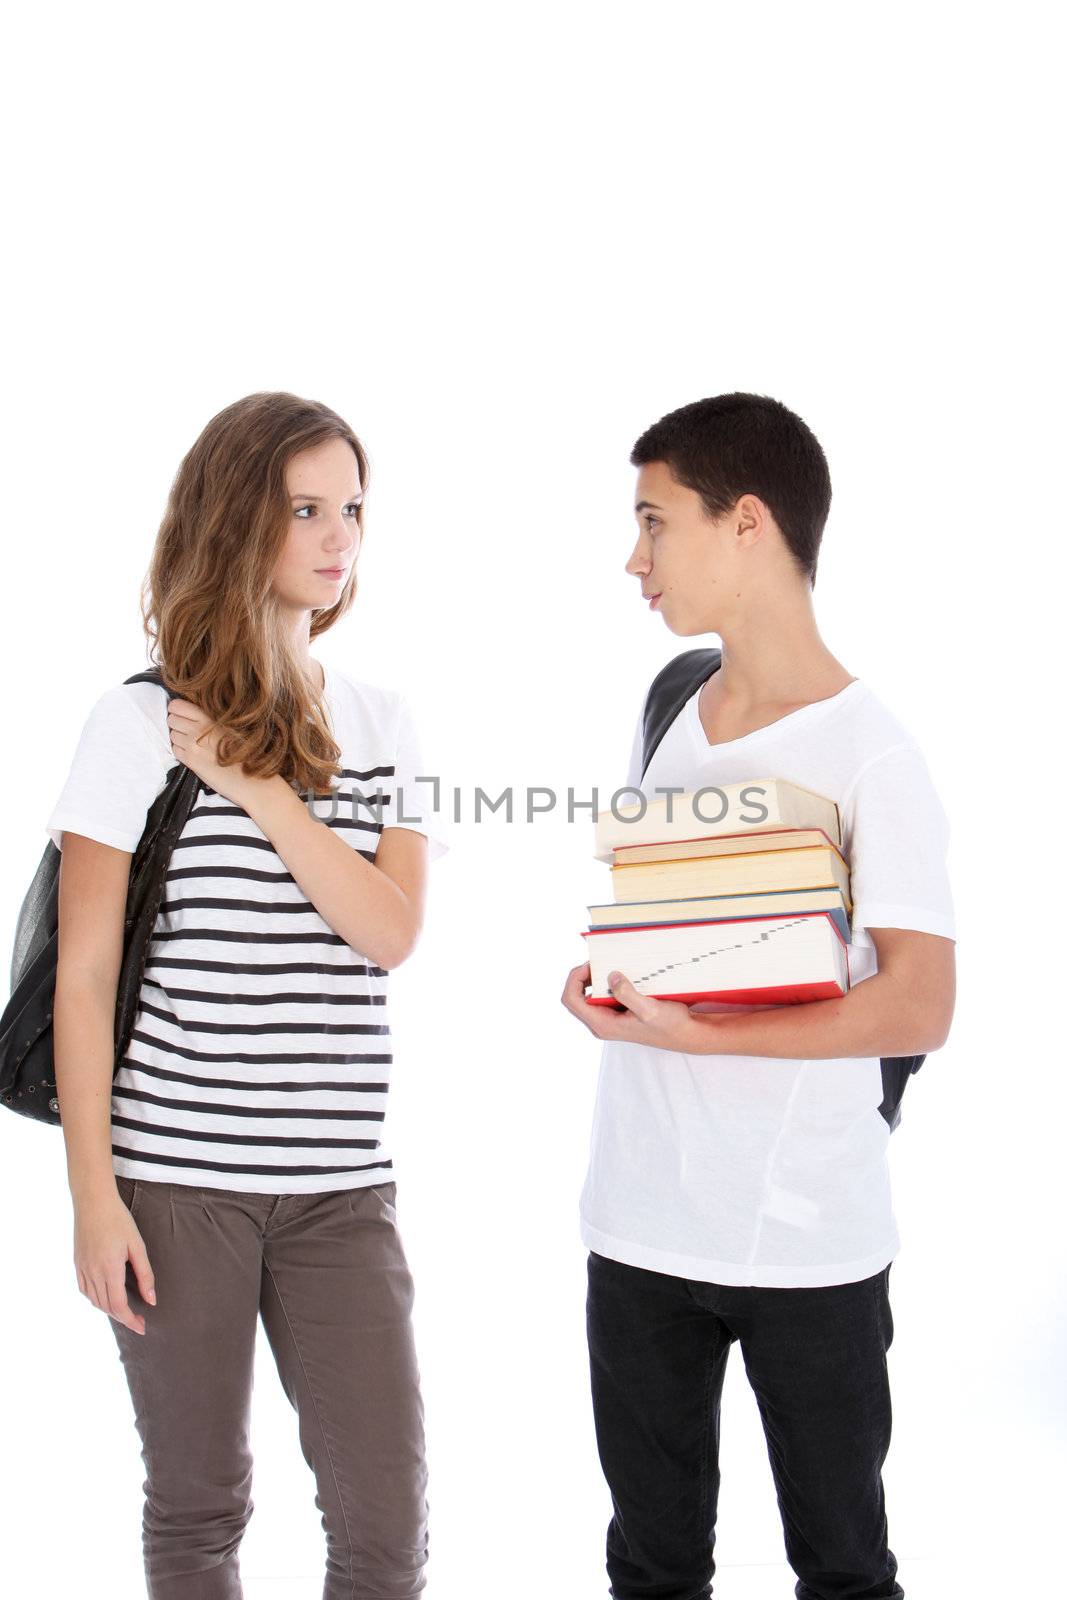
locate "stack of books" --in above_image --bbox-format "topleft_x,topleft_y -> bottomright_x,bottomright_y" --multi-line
582,778 -> 852,1008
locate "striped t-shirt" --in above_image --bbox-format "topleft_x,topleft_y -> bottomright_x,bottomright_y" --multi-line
45,659 -> 448,1194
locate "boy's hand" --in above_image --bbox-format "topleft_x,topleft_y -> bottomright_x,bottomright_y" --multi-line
561,962 -> 706,1052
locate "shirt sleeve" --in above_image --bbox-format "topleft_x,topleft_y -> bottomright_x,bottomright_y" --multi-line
382,694 -> 450,862
45,686 -> 175,853
841,741 -> 956,948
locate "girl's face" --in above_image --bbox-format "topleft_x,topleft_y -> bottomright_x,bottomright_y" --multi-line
272,435 -> 363,613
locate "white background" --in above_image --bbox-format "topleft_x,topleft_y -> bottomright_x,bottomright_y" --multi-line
1,3 -> 1062,1596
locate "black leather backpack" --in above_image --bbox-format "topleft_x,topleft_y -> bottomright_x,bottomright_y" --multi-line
640,647 -> 924,1131
0,668 -> 203,1125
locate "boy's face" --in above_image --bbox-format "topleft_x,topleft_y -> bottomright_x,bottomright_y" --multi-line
625,459 -> 748,636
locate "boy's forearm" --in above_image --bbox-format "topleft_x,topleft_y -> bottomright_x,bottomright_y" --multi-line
687,971 -> 940,1059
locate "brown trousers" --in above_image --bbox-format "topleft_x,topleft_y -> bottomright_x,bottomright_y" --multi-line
111,1174 -> 428,1599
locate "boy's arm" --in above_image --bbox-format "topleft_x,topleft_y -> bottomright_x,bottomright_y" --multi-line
697,736 -> 957,1058
683,926 -> 956,1057
565,733 -> 957,1059
580,925 -> 955,1058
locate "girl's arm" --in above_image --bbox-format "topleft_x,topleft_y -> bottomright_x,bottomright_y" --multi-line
54,831 -> 155,1335
241,777 -> 428,970
166,694 -> 433,970
53,832 -> 129,1206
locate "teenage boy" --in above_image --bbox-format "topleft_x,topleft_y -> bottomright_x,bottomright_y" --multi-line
562,393 -> 956,1600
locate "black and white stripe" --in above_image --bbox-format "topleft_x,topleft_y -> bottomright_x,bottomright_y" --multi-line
112,763 -> 401,1193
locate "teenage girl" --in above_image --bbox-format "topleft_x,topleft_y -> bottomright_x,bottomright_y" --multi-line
46,391 -> 448,1599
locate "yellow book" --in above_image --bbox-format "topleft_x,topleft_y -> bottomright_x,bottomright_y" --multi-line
594,777 -> 841,863
610,841 -> 852,913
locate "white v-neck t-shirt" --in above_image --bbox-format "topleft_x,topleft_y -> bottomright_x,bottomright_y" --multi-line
45,659 -> 449,1194
578,674 -> 956,1287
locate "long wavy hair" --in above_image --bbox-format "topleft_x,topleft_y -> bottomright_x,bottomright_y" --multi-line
141,391 -> 368,798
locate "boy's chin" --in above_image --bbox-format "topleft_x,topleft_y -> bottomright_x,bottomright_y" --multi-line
662,613 -> 711,638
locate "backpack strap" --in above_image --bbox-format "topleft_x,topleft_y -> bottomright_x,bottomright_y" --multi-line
641,647 -> 723,780
123,667 -> 178,701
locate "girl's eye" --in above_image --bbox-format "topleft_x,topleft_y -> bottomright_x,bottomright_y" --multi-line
294,503 -> 362,519
645,515 -> 659,532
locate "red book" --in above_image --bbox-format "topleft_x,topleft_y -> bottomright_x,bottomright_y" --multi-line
582,910 -> 850,1008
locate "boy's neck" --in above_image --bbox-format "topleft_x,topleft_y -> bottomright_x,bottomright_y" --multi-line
706,593 -> 854,708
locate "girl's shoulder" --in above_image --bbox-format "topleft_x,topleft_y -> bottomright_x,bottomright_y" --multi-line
106,664 -> 410,757
322,661 -> 405,727
99,675 -> 174,762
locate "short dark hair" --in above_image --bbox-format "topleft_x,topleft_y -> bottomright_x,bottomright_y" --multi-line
630,392 -> 832,588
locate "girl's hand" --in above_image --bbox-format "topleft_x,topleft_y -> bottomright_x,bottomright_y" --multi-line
167,697 -> 256,808
560,961 -> 708,1052
73,1190 -> 156,1336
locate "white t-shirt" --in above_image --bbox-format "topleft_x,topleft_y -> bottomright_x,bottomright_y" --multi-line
46,659 -> 449,1194
578,675 -> 956,1288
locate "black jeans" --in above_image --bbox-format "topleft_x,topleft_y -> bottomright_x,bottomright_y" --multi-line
586,1251 -> 904,1600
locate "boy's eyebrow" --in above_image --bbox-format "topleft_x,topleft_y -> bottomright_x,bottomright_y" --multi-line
290,492 -> 364,503
635,500 -> 663,513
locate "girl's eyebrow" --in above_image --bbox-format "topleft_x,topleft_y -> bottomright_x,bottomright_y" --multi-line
289,493 -> 364,503
635,500 -> 663,513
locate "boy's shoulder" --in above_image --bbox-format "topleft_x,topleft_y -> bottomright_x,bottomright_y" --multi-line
835,678 -> 926,766
646,649 -> 925,769
827,681 -> 948,819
